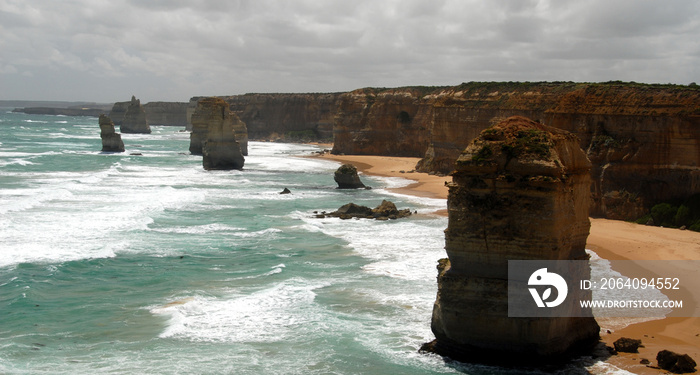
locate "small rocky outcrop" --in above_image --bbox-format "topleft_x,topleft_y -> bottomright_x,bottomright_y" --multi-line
425,116 -> 600,364
120,96 -> 151,134
98,114 -> 125,152
657,350 -> 697,373
334,164 -> 366,189
190,97 -> 245,170
315,200 -> 411,220
280,188 -> 291,194
613,337 -> 643,353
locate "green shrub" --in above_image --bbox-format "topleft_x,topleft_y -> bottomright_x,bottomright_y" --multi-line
635,214 -> 652,225
689,221 -> 700,232
675,205 -> 691,227
472,144 -> 493,162
651,203 -> 678,227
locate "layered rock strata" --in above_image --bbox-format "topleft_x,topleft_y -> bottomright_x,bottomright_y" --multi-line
189,97 -> 246,170
427,116 -> 600,363
329,82 -> 700,220
98,115 -> 125,152
143,102 -> 188,126
120,96 -> 151,134
331,87 -> 435,156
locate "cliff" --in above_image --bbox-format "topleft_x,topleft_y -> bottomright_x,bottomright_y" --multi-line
224,93 -> 343,141
143,102 -> 188,126
119,96 -> 151,134
330,82 -> 700,219
181,82 -> 698,219
426,116 -> 599,363
190,97 -> 246,170
13,106 -> 108,117
331,87 -> 437,156
109,101 -> 187,127
98,114 -> 125,152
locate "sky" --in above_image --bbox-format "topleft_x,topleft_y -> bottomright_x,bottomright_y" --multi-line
1,0 -> 699,103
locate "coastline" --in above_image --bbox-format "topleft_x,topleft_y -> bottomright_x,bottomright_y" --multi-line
312,151 -> 700,373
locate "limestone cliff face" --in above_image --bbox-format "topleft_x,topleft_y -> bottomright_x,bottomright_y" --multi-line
407,82 -> 699,220
98,114 -> 125,152
189,97 -> 246,169
331,88 -> 434,157
428,116 -> 599,362
143,102 -> 188,126
109,100 -> 187,127
225,93 -> 342,141
108,101 -> 129,126
120,96 -> 151,134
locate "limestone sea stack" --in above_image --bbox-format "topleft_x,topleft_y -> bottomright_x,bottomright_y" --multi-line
120,96 -> 151,134
426,116 -> 600,363
190,97 -> 248,157
99,114 -> 125,152
189,97 -> 246,170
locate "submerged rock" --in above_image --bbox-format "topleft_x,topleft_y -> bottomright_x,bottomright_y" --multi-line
120,96 -> 151,134
334,164 -> 366,189
425,116 -> 600,364
99,114 -> 125,152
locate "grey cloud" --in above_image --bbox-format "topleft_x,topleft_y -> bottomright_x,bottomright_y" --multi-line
0,0 -> 698,102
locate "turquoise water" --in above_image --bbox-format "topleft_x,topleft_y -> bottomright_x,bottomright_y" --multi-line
0,111 -> 624,374
0,110 -> 458,374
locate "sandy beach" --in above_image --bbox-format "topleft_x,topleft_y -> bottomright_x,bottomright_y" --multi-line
315,152 -> 700,374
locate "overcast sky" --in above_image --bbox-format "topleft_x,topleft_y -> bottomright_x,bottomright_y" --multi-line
1,0 -> 699,103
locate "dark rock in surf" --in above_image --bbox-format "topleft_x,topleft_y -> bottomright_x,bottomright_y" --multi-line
99,114 -> 125,152
334,164 -> 366,189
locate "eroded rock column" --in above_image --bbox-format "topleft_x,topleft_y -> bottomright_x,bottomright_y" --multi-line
99,114 -> 125,152
189,97 -> 246,170
120,96 -> 151,134
427,116 -> 600,363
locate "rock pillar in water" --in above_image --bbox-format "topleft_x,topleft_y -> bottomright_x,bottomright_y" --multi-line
99,114 -> 125,152
189,97 -> 248,157
427,116 -> 600,363
120,96 -> 151,134
189,97 -> 246,170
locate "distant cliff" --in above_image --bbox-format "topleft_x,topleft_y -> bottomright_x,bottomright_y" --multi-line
13,105 -> 111,117
109,101 -> 188,126
188,93 -> 343,141
187,83 -> 699,220
225,93 -> 343,141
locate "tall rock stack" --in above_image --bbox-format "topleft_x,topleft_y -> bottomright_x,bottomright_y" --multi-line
98,114 -> 125,152
120,96 -> 151,134
189,97 -> 246,170
427,116 -> 599,363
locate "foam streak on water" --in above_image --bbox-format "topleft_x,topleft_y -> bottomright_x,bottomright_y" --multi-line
0,112 -> 625,374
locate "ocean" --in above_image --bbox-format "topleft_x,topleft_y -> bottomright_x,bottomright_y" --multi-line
0,110 -> 630,374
